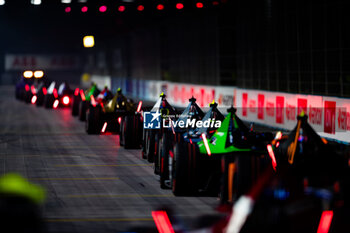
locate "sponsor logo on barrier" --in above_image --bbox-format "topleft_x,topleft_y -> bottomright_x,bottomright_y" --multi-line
266,101 -> 275,117
309,106 -> 322,125
242,93 -> 248,116
298,98 -> 308,115
338,108 -> 347,130
286,104 -> 296,121
276,96 -> 284,124
258,94 -> 265,120
324,101 -> 336,134
249,99 -> 257,113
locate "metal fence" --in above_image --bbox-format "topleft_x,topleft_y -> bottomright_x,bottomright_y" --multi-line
233,0 -> 350,97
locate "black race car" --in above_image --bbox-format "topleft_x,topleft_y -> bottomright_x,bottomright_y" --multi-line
77,83 -> 100,121
141,93 -> 178,166
85,87 -> 131,134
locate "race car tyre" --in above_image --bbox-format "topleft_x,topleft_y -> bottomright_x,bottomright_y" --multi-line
141,128 -> 147,159
24,93 -> 32,104
160,134 -> 171,189
219,154 -> 237,204
79,101 -> 87,121
85,105 -> 102,134
71,95 -> 80,116
44,95 -> 54,109
154,133 -> 161,175
36,94 -> 44,106
145,131 -> 155,163
119,118 -> 124,147
123,115 -> 136,149
172,142 -> 190,196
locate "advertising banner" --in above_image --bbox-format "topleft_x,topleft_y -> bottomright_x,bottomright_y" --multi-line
166,82 -> 216,108
5,54 -> 80,71
235,88 -> 350,143
97,76 -> 350,143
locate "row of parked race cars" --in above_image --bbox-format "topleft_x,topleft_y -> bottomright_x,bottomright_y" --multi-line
16,76 -> 350,232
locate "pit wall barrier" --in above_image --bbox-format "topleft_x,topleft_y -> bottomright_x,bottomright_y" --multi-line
91,75 -> 350,143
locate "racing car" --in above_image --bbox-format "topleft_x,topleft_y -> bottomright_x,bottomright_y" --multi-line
77,83 -> 100,121
158,99 -> 223,189
15,70 -> 44,102
154,96 -> 205,176
71,87 -> 81,116
140,114 -> 349,233
274,112 -> 347,192
85,88 -> 136,134
53,82 -> 73,108
221,113 -> 350,233
118,99 -> 146,149
41,82 -> 72,109
141,93 -> 178,167
15,77 -> 32,101
171,107 -> 273,199
30,81 -> 49,106
43,81 -> 57,109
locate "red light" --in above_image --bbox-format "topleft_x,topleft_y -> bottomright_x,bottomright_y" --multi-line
65,6 -> 71,13
42,87 -> 47,95
74,88 -> 79,96
118,5 -> 125,12
176,3 -> 184,9
137,101 -> 142,112
118,117 -> 122,124
213,1 -> 219,5
81,6 -> 88,12
267,144 -> 277,171
62,96 -> 70,105
196,2 -> 203,8
137,5 -> 144,11
202,133 -> 211,156
31,95 -> 37,104
152,211 -> 175,233
53,100 -> 59,109
101,122 -> 107,133
31,85 -> 36,95
53,88 -> 58,98
157,4 -> 164,10
80,89 -> 86,101
99,5 -> 107,12
25,84 -> 30,92
90,95 -> 97,107
317,211 -> 333,233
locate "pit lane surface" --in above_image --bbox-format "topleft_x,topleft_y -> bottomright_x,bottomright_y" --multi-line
0,86 -> 220,233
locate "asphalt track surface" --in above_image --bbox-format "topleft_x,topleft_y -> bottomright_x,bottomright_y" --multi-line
0,86 -> 222,233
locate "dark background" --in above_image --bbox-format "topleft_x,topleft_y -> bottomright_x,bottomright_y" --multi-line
1,0 -> 349,97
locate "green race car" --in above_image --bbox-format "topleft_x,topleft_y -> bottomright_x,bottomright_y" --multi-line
159,100 -> 223,189
172,107 -> 273,202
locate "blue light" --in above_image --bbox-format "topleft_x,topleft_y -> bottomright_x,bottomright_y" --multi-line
273,189 -> 290,200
